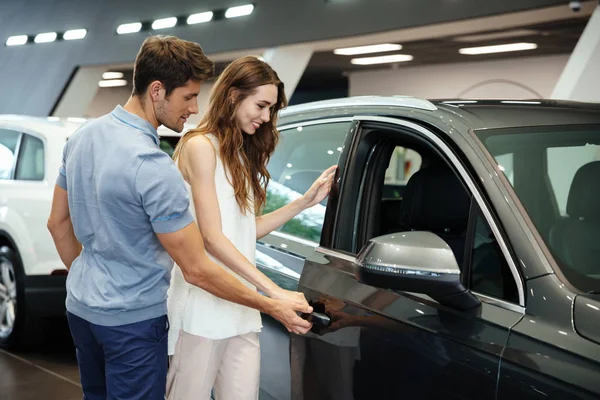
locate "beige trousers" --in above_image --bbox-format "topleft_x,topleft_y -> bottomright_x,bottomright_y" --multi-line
166,330 -> 261,400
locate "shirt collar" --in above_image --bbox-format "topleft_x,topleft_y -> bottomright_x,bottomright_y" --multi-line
110,105 -> 160,145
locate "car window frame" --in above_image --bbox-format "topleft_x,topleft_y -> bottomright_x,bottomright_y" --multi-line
0,128 -> 24,181
259,117 -> 356,249
321,115 -> 525,311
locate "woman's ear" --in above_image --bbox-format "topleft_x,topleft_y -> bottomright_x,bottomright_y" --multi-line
228,88 -> 239,106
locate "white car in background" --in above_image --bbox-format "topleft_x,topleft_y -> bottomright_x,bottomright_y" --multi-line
0,115 -> 184,348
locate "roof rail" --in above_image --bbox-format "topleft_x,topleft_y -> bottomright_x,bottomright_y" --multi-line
280,95 -> 437,117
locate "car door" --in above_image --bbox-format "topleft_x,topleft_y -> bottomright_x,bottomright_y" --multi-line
291,116 -> 526,400
255,118 -> 356,400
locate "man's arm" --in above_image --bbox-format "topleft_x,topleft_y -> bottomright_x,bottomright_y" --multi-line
157,222 -> 313,334
137,152 -> 312,334
47,185 -> 82,269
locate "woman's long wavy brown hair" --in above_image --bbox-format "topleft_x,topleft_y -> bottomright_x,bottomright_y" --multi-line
173,56 -> 287,215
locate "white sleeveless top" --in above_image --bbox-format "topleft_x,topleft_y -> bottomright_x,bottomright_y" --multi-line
167,134 -> 262,355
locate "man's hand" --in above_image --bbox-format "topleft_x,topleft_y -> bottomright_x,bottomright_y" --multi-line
265,298 -> 313,335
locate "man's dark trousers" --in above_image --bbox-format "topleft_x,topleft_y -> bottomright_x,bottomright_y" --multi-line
67,312 -> 168,400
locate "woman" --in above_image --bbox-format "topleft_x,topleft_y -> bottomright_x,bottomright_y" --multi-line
166,56 -> 337,399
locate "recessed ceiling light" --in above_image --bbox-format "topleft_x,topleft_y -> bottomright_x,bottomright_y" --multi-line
6,35 -> 28,46
459,42 -> 537,55
351,54 -> 413,65
102,72 -> 124,80
152,17 -> 177,30
225,4 -> 254,18
187,12 -> 213,24
63,29 -> 87,40
98,79 -> 128,88
34,32 -> 57,44
117,22 -> 142,35
334,43 -> 402,56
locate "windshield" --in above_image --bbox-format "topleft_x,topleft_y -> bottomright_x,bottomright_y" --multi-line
475,125 -> 600,293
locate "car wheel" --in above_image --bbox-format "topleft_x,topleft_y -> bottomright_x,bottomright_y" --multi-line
0,246 -> 45,349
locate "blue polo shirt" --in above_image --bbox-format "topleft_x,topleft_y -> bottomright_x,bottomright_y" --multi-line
56,105 -> 194,326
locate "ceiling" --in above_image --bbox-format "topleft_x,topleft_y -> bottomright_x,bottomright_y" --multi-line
97,13 -> 592,96
297,16 -> 590,89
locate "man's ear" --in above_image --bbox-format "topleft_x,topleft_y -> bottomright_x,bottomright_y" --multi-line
148,80 -> 165,102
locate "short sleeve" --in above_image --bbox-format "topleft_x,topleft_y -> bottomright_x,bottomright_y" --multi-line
56,141 -> 68,190
135,152 -> 194,233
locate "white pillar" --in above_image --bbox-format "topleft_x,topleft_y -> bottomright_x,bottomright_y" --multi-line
551,6 -> 600,102
52,66 -> 105,118
261,44 -> 314,101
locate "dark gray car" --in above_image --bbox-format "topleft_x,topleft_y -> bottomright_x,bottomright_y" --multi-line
255,96 -> 600,399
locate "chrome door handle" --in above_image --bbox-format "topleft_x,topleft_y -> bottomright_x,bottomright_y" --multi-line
301,311 -> 331,328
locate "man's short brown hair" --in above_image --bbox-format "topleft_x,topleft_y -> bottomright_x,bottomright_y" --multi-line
132,35 -> 214,97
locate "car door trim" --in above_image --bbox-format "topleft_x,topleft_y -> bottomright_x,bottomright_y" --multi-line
473,292 -> 525,314
316,246 -> 356,263
269,230 -> 319,248
351,115 -> 526,307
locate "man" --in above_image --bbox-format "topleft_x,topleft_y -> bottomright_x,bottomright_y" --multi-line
47,35 -> 312,400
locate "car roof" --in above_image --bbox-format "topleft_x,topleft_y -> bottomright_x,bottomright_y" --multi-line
0,115 -> 85,139
278,96 -> 600,130
6,96 -> 599,141
433,99 -> 600,130
0,114 -> 193,140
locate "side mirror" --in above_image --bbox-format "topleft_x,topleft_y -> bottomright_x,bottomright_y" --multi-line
355,231 -> 480,310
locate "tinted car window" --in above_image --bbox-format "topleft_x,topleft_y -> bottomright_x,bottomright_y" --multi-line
376,144 -> 518,303
15,134 -> 44,181
470,210 -> 519,303
383,146 -> 422,200
476,126 -> 600,292
265,122 -> 351,243
547,145 -> 599,216
0,129 -> 21,180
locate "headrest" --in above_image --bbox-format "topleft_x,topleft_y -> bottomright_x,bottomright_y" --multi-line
398,166 -> 471,233
567,161 -> 600,220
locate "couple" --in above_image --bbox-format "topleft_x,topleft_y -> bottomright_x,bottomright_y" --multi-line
47,35 -> 336,400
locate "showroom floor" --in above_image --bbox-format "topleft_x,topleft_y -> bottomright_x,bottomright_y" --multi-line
0,321 -> 82,400
1,317 -> 287,400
